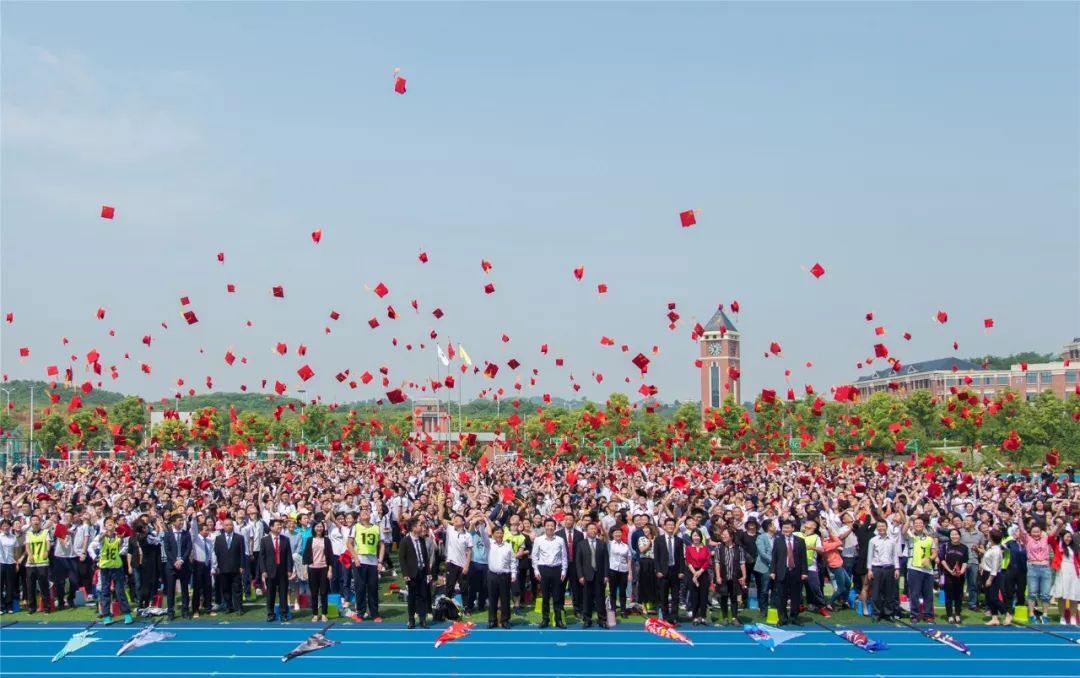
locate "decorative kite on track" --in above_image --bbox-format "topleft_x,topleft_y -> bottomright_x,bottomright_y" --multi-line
52,623 -> 99,662
743,623 -> 803,651
282,623 -> 341,662
116,623 -> 175,656
644,617 -> 693,646
835,628 -> 889,653
922,627 -> 971,655
434,620 -> 475,648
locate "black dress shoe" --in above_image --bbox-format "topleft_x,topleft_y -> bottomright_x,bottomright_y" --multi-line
488,622 -> 497,629
556,620 -> 567,629
790,619 -> 804,626
407,620 -> 416,629
420,619 -> 430,629
167,611 -> 175,621
501,622 -> 511,629
539,621 -> 550,628
582,620 -> 592,628
597,622 -> 608,629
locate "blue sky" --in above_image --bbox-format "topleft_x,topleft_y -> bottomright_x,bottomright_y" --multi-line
2,1 -> 1078,407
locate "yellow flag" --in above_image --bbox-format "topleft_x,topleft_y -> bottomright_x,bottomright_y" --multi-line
459,344 -> 473,367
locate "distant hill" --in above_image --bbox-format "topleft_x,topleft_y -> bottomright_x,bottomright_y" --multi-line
966,351 -> 1060,370
1,380 -> 126,410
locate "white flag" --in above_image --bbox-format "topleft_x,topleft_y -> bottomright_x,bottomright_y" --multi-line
437,344 -> 450,367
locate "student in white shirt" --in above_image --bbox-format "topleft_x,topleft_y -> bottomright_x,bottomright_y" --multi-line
866,519 -> 901,621
532,517 -> 568,628
607,526 -> 631,616
485,524 -> 516,629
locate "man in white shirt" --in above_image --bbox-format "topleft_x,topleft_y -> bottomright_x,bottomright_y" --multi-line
486,524 -> 516,629
443,514 -> 473,613
866,519 -> 901,621
532,517 -> 568,628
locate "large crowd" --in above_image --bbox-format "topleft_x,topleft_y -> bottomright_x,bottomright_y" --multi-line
1,452 -> 1078,630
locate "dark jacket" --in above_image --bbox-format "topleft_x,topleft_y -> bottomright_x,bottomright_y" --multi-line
654,531 -> 685,573
213,531 -> 245,573
556,527 -> 584,567
770,533 -> 809,580
162,529 -> 193,568
399,533 -> 433,580
260,533 -> 293,579
301,536 -> 334,567
573,536 -> 608,581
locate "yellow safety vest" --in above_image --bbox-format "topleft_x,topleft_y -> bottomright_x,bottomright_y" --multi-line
98,536 -> 123,569
1002,535 -> 1015,570
26,530 -> 49,566
796,533 -> 819,566
506,532 -> 525,557
354,524 -> 380,556
911,535 -> 935,570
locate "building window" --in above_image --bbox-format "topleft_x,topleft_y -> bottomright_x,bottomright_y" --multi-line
710,364 -> 720,409
983,376 -> 992,385
1040,372 -> 1055,383
997,375 -> 1009,385
1067,372 -> 1078,383
1026,373 -> 1037,384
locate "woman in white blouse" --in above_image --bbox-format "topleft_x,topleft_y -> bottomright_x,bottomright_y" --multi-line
607,526 -> 631,617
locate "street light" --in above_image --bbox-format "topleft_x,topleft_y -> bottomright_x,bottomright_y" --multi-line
297,389 -> 306,442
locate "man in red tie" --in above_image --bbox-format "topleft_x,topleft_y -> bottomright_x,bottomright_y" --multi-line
260,519 -> 294,622
769,520 -> 808,626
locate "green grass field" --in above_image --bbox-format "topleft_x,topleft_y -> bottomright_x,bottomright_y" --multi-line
1,571 -> 1052,627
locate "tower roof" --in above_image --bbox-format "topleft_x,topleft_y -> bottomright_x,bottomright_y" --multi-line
703,308 -> 738,334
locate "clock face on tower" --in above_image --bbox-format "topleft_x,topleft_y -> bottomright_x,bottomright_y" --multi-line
706,341 -> 722,357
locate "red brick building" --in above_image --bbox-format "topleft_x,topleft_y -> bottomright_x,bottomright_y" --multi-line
855,339 -> 1080,402
699,308 -> 740,419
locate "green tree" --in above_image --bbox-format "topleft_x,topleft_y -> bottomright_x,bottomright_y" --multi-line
70,409 -> 110,450
36,413 -> 72,455
109,396 -> 149,448
154,418 -> 191,450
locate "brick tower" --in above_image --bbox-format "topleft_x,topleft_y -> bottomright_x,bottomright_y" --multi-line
699,307 -> 740,420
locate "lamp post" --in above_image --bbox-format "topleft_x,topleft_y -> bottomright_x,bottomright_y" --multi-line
28,385 -> 36,457
298,389 -> 306,443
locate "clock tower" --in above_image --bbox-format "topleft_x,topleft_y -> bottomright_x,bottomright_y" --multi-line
699,307 -> 740,420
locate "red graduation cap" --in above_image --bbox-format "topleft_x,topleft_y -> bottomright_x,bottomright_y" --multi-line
936,310 -> 948,324
18,347 -> 29,357
484,362 -> 499,378
368,317 -> 380,329
183,311 -> 198,325
679,210 -> 696,227
330,310 -> 340,320
217,251 -> 225,263
903,331 -> 912,340
386,388 -> 406,404
360,371 -> 373,384
96,307 -> 106,320
769,342 -> 782,355
394,75 -> 407,94
809,262 -> 825,278
631,353 -> 650,372
873,343 -> 888,358
418,250 -> 428,263
297,344 -> 307,356
432,307 -> 444,319
983,318 -> 994,329
484,282 -> 496,294
374,282 -> 390,298
597,283 -> 608,294
311,228 -> 322,244
100,205 -> 115,219
297,364 -> 315,381
224,351 -> 236,366
507,358 -> 520,370
4,313 -> 11,323
226,283 -> 236,293
761,388 -> 777,404
274,380 -> 287,395
271,285 -> 285,298
573,266 -> 584,280
481,259 -> 493,273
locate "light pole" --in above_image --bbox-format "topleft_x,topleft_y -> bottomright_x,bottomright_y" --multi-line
28,385 -> 36,457
297,389 -> 306,443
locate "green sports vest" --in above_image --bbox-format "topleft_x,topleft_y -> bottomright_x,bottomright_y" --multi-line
99,536 -> 123,569
354,524 -> 380,556
26,530 -> 49,566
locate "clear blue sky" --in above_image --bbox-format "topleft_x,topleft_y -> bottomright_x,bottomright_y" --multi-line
2,1 -> 1078,406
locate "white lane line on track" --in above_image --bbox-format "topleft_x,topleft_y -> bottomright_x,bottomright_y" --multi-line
1,639 -> 1072,648
5,655 -> 1078,661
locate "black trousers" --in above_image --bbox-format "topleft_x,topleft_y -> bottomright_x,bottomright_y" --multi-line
219,570 -> 242,613
468,563 -> 488,611
538,565 -> 564,622
164,565 -> 190,615
76,556 -> 94,593
581,574 -> 606,622
308,567 -> 329,616
138,549 -> 160,606
27,566 -> 51,612
192,562 -> 213,612
53,557 -> 78,606
688,572 -> 710,619
445,562 -> 469,609
353,563 -> 379,616
944,573 -> 965,618
265,572 -> 289,618
0,562 -> 17,612
870,566 -> 898,619
717,579 -> 740,618
608,570 -> 628,613
657,567 -> 680,622
775,571 -> 802,622
487,571 -> 511,625
565,562 -> 582,613
406,575 -> 430,623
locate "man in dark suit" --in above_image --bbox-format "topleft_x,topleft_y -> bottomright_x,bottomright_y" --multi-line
556,515 -> 584,616
769,519 -> 809,626
162,513 -> 193,620
574,522 -> 609,628
213,518 -> 245,615
260,519 -> 293,622
399,518 -> 433,629
654,517 -> 684,624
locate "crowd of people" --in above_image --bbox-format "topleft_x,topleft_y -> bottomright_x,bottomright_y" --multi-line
0,451 -> 1078,630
